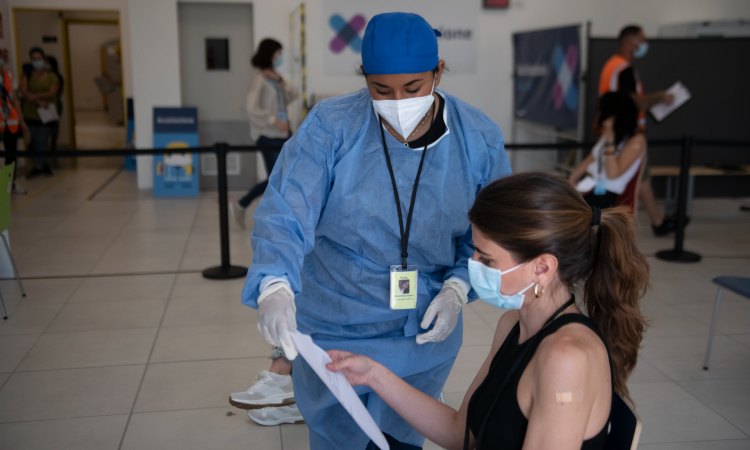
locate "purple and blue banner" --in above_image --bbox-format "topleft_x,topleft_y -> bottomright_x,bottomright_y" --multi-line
513,25 -> 580,130
152,107 -> 200,197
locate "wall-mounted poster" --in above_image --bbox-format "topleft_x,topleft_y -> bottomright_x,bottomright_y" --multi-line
513,25 -> 581,130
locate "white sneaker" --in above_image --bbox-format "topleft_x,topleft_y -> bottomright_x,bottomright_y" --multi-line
229,370 -> 295,409
247,404 -> 304,426
230,201 -> 246,229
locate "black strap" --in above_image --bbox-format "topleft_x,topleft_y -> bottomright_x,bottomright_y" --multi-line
464,296 -> 576,450
378,117 -> 429,269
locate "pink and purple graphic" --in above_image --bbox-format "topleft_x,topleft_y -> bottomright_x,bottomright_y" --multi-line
552,44 -> 579,111
329,14 -> 366,54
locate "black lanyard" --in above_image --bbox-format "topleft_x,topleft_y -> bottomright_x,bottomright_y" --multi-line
378,117 -> 429,269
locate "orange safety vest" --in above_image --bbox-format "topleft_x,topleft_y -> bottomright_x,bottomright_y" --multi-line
598,54 -> 646,128
0,69 -> 20,134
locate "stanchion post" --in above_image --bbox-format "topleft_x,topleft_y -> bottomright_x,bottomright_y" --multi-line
656,135 -> 701,263
202,142 -> 248,279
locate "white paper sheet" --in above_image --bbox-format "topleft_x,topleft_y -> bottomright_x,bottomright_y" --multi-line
290,331 -> 390,450
37,104 -> 59,124
650,81 -> 691,122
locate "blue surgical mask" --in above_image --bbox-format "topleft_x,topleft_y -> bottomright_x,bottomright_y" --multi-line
468,258 -> 535,310
633,42 -> 649,59
273,55 -> 283,69
32,59 -> 47,70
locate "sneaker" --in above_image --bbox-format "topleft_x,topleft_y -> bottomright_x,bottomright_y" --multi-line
42,165 -> 53,177
652,220 -> 675,237
230,201 -> 246,229
229,370 -> 295,409
11,183 -> 27,195
247,404 -> 304,426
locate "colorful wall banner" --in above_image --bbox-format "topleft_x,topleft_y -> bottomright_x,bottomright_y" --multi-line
152,107 -> 200,197
321,0 -> 479,76
513,25 -> 580,130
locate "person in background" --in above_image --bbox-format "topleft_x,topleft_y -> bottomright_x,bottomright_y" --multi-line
231,38 -> 297,229
0,52 -> 28,194
569,92 -> 645,210
20,47 -> 59,178
328,172 -> 649,450
45,55 -> 64,164
599,24 -> 677,236
239,12 -> 510,449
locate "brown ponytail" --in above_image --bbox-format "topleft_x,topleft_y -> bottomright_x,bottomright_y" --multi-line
585,206 -> 648,399
469,172 -> 648,400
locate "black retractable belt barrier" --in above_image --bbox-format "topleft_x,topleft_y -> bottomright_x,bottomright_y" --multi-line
656,136 -> 701,263
4,136 -> 749,271
202,142 -> 248,279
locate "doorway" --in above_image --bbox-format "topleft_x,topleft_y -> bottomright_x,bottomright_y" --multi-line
13,9 -> 124,169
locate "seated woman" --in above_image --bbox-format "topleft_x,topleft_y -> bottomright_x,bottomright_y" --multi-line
569,92 -> 645,210
327,172 -> 648,450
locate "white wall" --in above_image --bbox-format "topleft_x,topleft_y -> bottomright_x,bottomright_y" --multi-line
8,0 -> 750,188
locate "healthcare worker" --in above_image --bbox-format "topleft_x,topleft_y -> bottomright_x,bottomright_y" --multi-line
241,12 -> 510,449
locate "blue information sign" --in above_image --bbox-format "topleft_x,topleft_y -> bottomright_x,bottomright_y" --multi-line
152,107 -> 200,197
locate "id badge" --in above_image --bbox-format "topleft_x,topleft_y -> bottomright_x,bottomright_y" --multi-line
390,265 -> 418,310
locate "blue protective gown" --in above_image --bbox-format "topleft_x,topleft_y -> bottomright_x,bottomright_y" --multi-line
242,88 -> 510,448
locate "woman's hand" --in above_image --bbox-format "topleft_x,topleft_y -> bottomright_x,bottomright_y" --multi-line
274,119 -> 290,134
326,350 -> 380,387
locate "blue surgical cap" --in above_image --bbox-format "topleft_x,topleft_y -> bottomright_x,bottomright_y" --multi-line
362,12 -> 440,75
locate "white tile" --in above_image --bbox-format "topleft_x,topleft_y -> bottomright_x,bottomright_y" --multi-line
69,274 -> 175,303
18,329 -> 157,370
628,358 -> 670,384
0,415 -> 128,450
0,365 -> 144,422
162,295 -> 255,327
0,334 -> 39,372
680,378 -> 750,436
642,302 -> 709,338
0,303 -> 64,335
122,407 -> 282,450
47,300 -> 167,332
0,278 -> 82,304
170,273 -> 245,301
134,358 -> 269,412
151,323 -> 270,362
641,335 -> 750,381
630,382 -> 746,444
280,423 -> 310,450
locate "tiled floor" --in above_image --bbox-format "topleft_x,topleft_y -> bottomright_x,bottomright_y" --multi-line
0,168 -> 748,449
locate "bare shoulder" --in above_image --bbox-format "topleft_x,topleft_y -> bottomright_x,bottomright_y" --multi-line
534,321 -> 608,382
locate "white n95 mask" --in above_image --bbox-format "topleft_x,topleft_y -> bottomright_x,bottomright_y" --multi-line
372,80 -> 435,140
468,258 -> 535,310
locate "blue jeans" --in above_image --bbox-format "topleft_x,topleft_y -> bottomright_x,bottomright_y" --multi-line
238,135 -> 287,208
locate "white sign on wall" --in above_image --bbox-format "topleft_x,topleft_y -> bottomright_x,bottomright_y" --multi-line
322,0 -> 479,76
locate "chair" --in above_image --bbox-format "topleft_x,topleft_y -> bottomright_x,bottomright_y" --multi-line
605,392 -> 642,450
613,159 -> 644,214
703,276 -> 750,370
0,163 -> 26,319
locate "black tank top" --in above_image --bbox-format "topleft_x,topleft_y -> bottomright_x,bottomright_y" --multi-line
467,314 -> 610,450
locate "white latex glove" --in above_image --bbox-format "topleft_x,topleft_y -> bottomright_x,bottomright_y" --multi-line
416,279 -> 467,345
257,282 -> 298,360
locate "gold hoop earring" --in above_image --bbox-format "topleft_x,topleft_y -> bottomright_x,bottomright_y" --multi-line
534,283 -> 544,298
